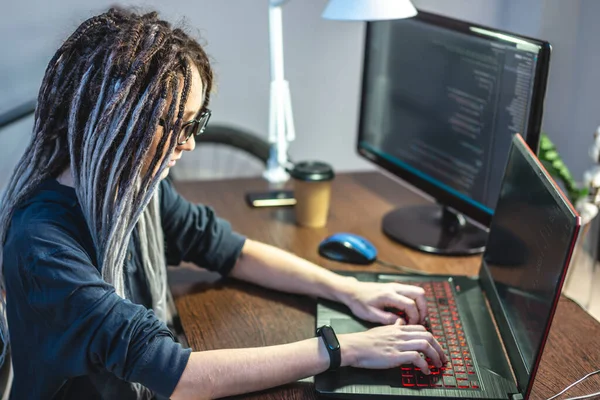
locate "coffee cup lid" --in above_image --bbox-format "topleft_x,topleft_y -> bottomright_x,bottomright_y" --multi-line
290,161 -> 334,182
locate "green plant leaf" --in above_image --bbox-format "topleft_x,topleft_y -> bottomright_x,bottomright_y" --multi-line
538,132 -> 586,204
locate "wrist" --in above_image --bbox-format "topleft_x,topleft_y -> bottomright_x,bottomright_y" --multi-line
327,275 -> 360,305
337,334 -> 358,368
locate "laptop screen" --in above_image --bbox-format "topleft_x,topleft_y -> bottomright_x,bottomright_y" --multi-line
481,134 -> 580,393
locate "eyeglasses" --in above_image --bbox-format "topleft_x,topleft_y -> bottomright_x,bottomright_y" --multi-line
159,109 -> 211,145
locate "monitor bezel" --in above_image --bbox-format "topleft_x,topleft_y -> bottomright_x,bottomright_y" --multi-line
356,10 -> 552,226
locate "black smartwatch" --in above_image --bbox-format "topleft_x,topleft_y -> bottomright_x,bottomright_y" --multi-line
316,325 -> 341,371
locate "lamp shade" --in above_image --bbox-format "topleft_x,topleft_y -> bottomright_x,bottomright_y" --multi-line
322,0 -> 417,21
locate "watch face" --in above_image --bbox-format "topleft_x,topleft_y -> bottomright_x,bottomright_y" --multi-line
321,326 -> 340,350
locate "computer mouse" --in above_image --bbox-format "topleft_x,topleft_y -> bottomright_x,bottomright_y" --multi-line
318,233 -> 377,265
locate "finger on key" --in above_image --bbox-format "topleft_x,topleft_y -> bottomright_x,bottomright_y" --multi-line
400,351 -> 430,375
401,339 -> 442,368
395,284 -> 428,324
414,331 -> 446,363
393,294 -> 420,324
410,289 -> 428,325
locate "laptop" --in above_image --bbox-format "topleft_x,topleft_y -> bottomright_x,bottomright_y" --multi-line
315,133 -> 581,400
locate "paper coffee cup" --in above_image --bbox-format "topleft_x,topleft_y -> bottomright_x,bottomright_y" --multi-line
290,161 -> 335,228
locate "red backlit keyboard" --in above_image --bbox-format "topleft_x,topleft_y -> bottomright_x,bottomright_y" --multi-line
397,280 -> 480,390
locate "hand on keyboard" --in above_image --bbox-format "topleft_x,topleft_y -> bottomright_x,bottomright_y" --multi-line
337,319 -> 447,373
398,281 -> 480,389
340,279 -> 428,325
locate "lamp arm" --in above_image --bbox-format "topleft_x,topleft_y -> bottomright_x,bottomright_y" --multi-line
268,2 -> 285,82
265,0 -> 295,183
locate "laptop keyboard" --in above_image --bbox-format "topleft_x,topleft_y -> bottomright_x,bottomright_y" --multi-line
396,280 -> 480,390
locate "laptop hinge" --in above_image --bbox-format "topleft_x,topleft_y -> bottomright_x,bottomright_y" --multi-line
510,394 -> 524,400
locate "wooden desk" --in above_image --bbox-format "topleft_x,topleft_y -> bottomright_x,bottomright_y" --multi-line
169,171 -> 600,400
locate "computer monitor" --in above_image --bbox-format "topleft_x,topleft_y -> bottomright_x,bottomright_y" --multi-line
357,10 -> 551,255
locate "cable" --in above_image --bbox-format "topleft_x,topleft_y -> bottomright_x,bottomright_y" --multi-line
375,259 -> 431,275
547,369 -> 600,400
563,393 -> 600,400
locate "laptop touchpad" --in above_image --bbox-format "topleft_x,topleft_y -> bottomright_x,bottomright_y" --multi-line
330,318 -> 375,333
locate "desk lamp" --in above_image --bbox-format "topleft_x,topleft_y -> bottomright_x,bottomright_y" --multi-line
264,0 -> 418,184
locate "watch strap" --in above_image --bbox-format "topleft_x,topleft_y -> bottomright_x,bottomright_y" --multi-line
316,325 -> 341,371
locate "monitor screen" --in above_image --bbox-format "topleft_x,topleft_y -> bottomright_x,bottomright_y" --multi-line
481,134 -> 580,394
357,11 -> 551,255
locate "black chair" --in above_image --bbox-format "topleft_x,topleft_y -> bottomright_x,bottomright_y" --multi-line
169,124 -> 287,182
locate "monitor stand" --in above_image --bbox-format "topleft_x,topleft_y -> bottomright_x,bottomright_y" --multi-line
382,205 -> 488,256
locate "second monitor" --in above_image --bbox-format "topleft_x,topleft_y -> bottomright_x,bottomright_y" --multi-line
357,10 -> 551,255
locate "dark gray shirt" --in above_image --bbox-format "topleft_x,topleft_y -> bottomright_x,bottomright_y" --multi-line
3,179 -> 246,399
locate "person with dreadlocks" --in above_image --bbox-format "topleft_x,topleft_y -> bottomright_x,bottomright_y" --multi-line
0,7 -> 445,400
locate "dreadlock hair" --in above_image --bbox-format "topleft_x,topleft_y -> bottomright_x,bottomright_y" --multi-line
0,7 -> 214,368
